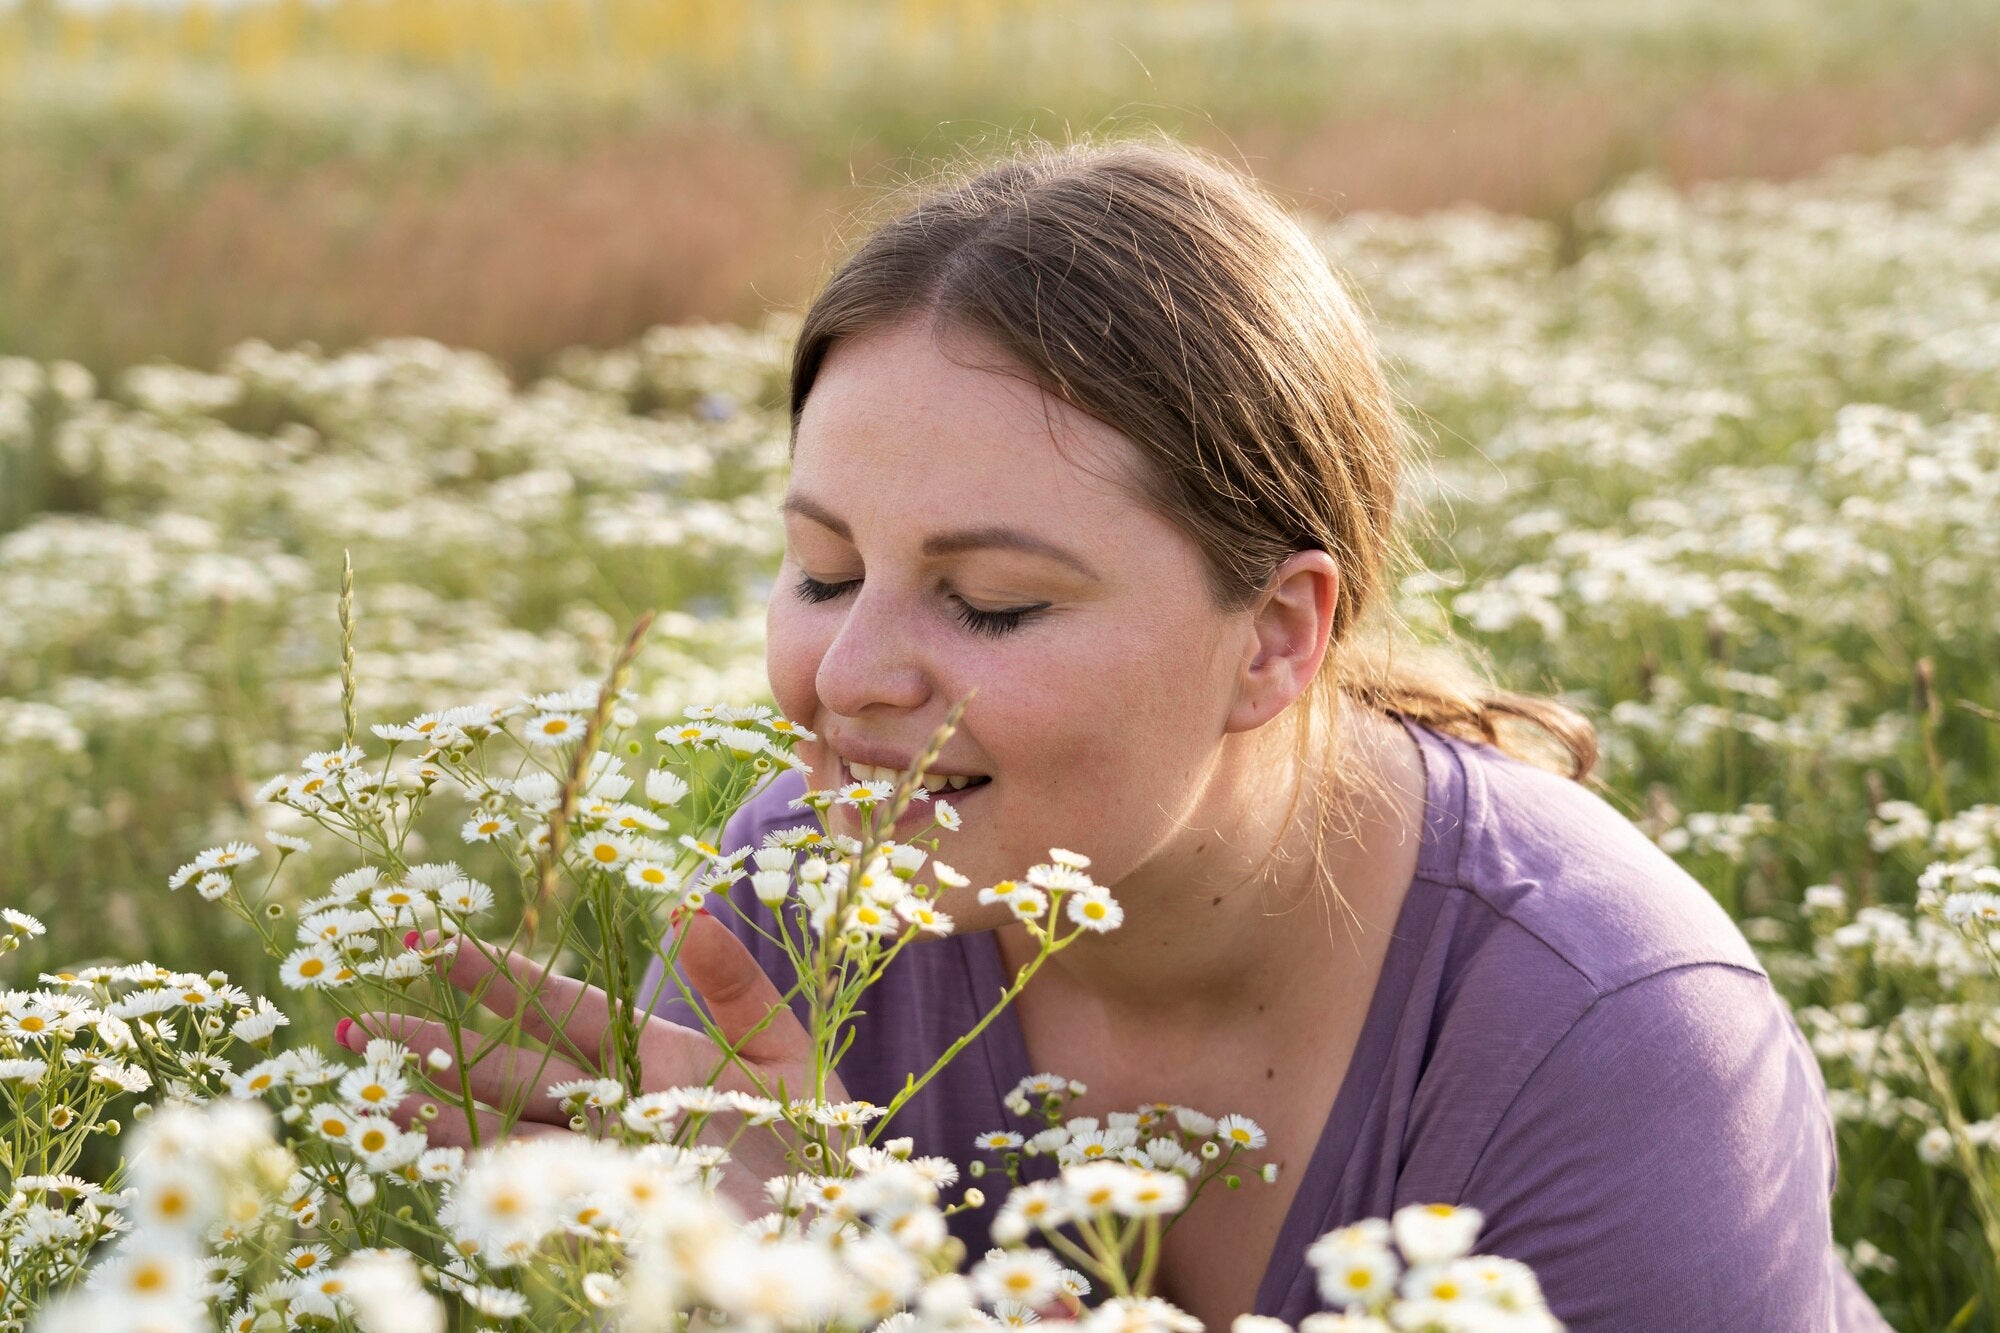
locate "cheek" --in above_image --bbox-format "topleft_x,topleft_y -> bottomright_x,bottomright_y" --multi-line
764,593 -> 827,736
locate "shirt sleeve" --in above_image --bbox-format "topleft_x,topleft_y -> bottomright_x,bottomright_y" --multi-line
1457,963 -> 1874,1332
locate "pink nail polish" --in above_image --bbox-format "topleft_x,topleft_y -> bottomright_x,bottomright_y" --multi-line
696,905 -> 713,918
334,1017 -> 354,1047
402,929 -> 421,949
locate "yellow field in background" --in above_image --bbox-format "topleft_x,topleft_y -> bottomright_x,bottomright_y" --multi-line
4,0 -> 2000,372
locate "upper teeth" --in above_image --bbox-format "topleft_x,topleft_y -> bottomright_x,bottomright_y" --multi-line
847,761 -> 981,790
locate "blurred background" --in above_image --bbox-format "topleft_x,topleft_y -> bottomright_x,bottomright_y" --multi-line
5,0 -> 2000,375
5,4 -> 2000,1325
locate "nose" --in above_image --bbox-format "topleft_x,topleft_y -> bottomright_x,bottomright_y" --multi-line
813,582 -> 934,720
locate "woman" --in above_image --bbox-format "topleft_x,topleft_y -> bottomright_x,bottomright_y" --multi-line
355,136 -> 1886,1329
655,137 -> 1883,1330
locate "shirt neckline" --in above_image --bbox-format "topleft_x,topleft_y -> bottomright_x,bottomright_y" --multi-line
966,713 -> 1463,1316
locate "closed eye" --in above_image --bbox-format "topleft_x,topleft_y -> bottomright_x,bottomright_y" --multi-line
790,574 -> 1047,637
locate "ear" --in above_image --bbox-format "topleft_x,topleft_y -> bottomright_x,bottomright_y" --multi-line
1224,550 -> 1339,734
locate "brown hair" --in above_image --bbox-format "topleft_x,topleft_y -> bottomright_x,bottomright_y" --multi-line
787,132 -> 1597,853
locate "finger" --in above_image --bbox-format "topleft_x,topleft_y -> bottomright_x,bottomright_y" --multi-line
667,910 -> 811,1067
416,931 -> 620,1067
382,1095 -> 571,1151
340,1011 -> 591,1124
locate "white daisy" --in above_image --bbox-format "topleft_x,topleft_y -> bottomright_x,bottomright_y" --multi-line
327,868 -> 383,903
1391,1202 -> 1484,1267
896,899 -> 954,936
196,841 -> 261,872
1114,1168 -> 1186,1217
714,726 -> 770,758
657,721 -> 719,747
229,1000 -> 288,1046
460,813 -> 515,843
549,1078 -> 625,1109
1215,1114 -> 1267,1151
524,712 -> 585,747
307,1104 -> 355,1144
972,1247 -> 1065,1307
463,1285 -> 530,1318
761,716 -> 817,741
1029,863 -> 1097,893
1065,892 -> 1124,932
607,804 -> 669,833
575,831 -> 634,871
437,878 -> 495,916
338,1066 -> 408,1112
1309,1240 -> 1398,1310
279,945 -> 352,990
835,779 -> 895,808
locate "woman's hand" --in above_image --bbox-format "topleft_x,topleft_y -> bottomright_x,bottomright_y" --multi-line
334,910 -> 844,1209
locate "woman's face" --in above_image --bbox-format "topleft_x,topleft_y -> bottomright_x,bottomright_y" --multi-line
768,319 -> 1262,929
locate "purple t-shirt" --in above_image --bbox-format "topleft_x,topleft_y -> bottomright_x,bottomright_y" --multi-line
645,716 -> 1887,1330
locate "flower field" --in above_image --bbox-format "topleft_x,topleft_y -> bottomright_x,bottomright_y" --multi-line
4,126 -> 2000,1327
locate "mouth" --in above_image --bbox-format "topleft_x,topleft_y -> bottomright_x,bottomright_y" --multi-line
837,757 -> 993,798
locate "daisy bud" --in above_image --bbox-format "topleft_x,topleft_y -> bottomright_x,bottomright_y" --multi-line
427,1049 -> 452,1071
963,1188 -> 985,1209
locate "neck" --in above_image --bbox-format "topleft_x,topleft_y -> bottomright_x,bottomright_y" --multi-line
997,704 -> 1424,1025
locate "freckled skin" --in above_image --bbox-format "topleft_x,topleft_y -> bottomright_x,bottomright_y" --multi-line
768,318 -> 1265,932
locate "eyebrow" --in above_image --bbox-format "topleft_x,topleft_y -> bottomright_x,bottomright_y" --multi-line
782,493 -> 1100,580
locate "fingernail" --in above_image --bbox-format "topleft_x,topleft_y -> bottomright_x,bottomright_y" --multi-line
334,1017 -> 353,1047
696,906 -> 712,918
402,929 -> 421,948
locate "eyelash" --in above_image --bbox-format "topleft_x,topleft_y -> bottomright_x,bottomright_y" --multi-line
792,574 -> 1047,638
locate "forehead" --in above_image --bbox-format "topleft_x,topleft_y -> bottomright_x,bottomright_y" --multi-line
791,320 -> 1146,517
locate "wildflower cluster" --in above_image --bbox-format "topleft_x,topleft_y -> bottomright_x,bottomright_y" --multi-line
0,938 -> 293,1325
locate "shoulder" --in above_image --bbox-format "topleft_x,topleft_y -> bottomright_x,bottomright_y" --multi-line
1412,721 -> 1764,998
1391,723 -> 1808,1187
1391,727 -> 1841,1325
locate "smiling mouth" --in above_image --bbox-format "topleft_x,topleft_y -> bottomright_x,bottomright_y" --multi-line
839,758 -> 993,795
